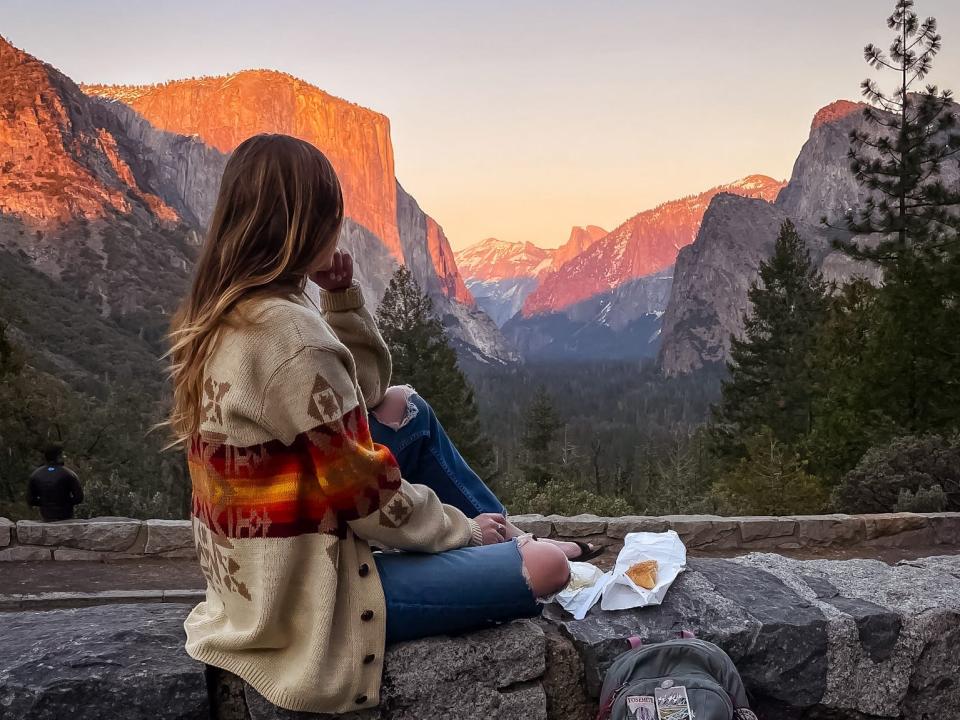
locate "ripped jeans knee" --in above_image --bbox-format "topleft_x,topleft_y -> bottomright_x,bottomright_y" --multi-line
371,385 -> 419,430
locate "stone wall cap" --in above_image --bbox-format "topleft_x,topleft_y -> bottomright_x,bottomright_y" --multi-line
17,516 -> 142,526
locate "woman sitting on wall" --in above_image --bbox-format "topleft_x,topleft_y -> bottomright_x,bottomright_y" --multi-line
166,134 -> 577,715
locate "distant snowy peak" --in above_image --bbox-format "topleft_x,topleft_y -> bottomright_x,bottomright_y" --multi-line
454,223 -> 607,283
454,238 -> 553,281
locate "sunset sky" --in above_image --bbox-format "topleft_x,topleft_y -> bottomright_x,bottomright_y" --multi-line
5,0 -> 960,250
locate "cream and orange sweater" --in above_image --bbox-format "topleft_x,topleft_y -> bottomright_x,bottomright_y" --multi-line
183,280 -> 481,714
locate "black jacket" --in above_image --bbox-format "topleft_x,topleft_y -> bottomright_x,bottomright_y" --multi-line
28,464 -> 83,521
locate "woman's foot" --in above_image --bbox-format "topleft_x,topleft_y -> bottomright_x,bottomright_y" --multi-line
505,522 -> 603,562
554,539 -> 605,562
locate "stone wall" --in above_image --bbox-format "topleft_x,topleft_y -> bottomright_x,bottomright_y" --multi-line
3,553 -> 960,719
510,512 -> 960,551
0,517 -> 194,561
2,513 -> 958,562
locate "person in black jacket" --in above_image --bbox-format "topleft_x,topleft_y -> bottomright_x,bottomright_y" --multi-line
27,445 -> 83,521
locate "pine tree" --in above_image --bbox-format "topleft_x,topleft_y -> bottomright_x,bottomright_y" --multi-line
711,220 -> 827,459
375,266 -> 494,474
712,429 -> 828,516
805,280 -> 892,482
518,385 -> 562,489
833,0 -> 960,432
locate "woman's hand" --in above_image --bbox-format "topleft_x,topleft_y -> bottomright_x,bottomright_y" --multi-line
475,512 -> 508,545
311,250 -> 354,292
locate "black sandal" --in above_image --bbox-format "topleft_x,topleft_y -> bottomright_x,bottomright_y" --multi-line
571,540 -> 605,563
530,535 -> 605,563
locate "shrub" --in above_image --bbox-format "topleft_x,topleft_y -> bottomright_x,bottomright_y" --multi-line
833,434 -> 960,513
895,484 -> 948,513
710,428 -> 828,516
497,475 -> 634,517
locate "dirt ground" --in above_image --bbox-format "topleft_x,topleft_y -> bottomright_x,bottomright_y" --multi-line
1,558 -> 206,594
2,544 -> 956,595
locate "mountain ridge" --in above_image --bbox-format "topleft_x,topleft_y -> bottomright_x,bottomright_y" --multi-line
657,98 -> 958,376
522,174 -> 785,316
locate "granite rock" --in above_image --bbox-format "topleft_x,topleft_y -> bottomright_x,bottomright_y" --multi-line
537,620 -> 595,720
549,514 -> 607,538
737,516 -> 797,543
660,515 -> 742,549
509,514 -> 554,537
242,620 -> 548,720
16,517 -> 142,551
790,514 -> 865,546
0,516 -> 12,547
0,603 -> 208,719
550,553 -> 960,719
928,512 -> 960,545
862,512 -> 928,540
605,516 -> 669,539
732,553 -> 960,718
145,519 -> 194,554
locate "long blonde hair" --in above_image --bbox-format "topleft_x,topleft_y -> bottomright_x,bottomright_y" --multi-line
166,134 -> 343,445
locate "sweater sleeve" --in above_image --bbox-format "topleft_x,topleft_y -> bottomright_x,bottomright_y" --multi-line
259,345 -> 477,553
311,281 -> 392,410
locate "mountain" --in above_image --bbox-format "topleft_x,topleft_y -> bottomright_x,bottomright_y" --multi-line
502,270 -> 673,360
454,238 -> 553,325
454,226 -> 606,326
85,71 -> 403,259
86,71 -> 512,361
657,99 -> 959,376
522,175 -> 785,316
549,225 -> 608,270
0,35 -> 217,354
456,238 -> 554,281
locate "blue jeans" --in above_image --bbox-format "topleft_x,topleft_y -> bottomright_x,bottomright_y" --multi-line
369,394 -> 540,643
369,394 -> 504,517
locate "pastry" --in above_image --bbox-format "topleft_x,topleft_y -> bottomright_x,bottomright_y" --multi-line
625,559 -> 658,589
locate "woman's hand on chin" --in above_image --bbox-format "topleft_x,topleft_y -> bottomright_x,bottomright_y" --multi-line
475,512 -> 508,545
311,250 -> 354,292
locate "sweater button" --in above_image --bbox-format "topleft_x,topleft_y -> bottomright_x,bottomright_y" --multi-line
358,563 -> 369,577
355,694 -> 368,705
361,610 -> 374,622
363,653 -> 375,664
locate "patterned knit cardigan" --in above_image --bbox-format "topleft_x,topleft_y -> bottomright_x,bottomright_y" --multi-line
183,281 -> 482,714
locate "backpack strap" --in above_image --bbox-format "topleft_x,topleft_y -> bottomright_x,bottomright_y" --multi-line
595,683 -> 625,720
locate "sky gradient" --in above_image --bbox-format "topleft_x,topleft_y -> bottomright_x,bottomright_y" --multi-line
5,1 -> 960,249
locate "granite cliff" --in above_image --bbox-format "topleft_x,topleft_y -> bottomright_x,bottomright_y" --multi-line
657,99 -> 959,376
85,71 -> 403,259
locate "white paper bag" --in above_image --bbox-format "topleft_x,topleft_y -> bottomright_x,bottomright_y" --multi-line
548,561 -> 612,620
600,530 -> 687,611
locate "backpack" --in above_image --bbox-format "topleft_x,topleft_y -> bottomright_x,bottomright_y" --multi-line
597,637 -> 757,720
